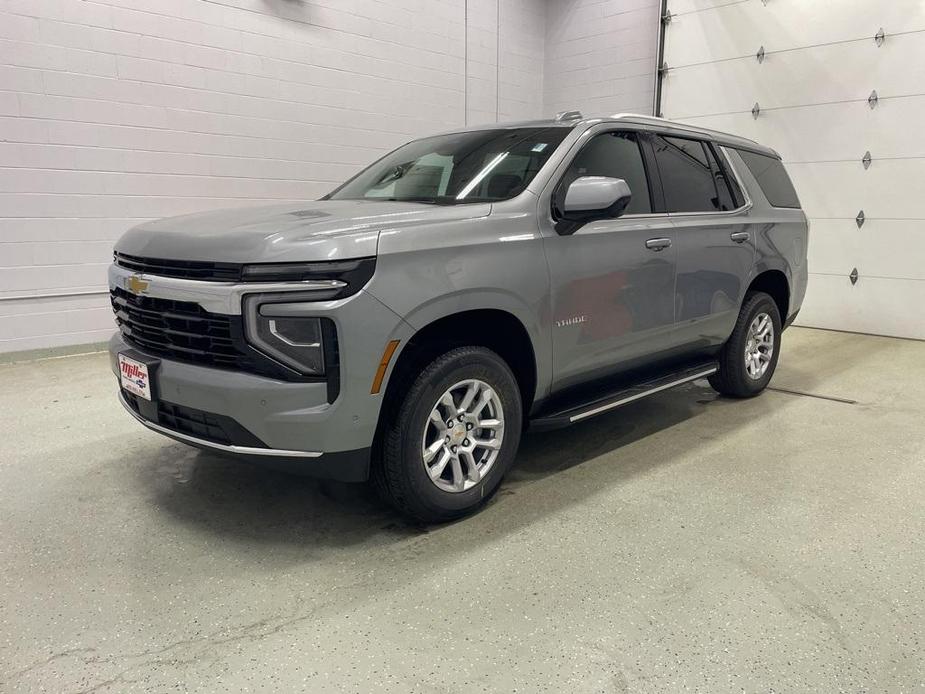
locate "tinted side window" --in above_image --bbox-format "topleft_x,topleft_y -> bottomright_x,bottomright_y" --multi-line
557,132 -> 652,215
650,135 -> 724,213
735,149 -> 800,208
704,143 -> 742,211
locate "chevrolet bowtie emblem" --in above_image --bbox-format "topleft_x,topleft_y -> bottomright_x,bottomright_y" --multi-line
126,275 -> 149,294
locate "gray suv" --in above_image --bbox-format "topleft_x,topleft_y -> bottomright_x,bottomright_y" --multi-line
109,112 -> 808,522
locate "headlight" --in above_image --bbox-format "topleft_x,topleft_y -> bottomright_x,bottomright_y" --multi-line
244,294 -> 334,375
239,258 -> 373,378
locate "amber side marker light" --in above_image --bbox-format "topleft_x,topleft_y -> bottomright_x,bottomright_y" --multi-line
371,339 -> 401,394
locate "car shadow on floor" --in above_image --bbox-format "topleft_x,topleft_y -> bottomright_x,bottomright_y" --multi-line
139,380 -> 730,556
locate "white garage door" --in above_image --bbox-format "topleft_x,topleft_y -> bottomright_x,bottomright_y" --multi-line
659,0 -> 925,340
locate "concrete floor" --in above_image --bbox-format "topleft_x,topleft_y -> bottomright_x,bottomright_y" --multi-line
0,327 -> 923,693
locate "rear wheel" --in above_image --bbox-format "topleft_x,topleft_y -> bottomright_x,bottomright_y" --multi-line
373,346 -> 522,523
709,291 -> 781,398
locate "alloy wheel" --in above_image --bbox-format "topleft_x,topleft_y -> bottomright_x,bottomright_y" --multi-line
744,312 -> 774,379
421,379 -> 505,493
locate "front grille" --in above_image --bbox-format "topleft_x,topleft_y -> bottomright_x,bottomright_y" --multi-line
115,252 -> 242,281
123,391 -> 266,448
111,286 -> 257,371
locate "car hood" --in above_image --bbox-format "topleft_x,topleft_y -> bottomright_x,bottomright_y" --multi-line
115,200 -> 492,263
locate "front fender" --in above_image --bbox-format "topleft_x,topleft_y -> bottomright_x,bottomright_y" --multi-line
369,287 -> 552,404
365,226 -> 553,401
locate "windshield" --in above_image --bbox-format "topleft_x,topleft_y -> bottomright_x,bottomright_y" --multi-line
325,127 -> 571,204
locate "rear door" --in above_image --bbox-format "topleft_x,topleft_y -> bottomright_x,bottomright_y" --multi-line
648,134 -> 756,352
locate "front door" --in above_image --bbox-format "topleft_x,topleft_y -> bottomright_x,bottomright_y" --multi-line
542,130 -> 677,391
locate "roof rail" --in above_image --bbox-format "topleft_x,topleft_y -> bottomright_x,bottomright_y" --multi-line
610,112 -> 775,156
609,112 -> 671,123
555,110 -> 583,122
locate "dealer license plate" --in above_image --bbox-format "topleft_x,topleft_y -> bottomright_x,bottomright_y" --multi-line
119,353 -> 152,401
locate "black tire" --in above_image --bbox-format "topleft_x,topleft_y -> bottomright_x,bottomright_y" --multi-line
372,346 -> 523,523
709,291 -> 782,398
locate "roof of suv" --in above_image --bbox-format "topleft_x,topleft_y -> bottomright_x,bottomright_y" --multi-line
450,113 -> 779,158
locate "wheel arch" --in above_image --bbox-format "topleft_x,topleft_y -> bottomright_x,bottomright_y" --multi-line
746,268 -> 790,323
380,307 -> 539,420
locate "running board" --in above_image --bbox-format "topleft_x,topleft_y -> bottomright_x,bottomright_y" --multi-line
531,362 -> 718,431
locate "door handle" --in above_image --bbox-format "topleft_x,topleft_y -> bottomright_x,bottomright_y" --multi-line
645,237 -> 671,251
730,231 -> 750,243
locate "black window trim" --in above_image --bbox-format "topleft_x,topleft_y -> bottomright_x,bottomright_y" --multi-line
703,141 -> 743,210
538,124 -> 756,231
712,143 -> 753,213
550,127 -> 663,221
646,132 -> 753,218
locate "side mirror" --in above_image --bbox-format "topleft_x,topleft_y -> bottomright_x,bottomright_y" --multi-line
557,176 -> 632,234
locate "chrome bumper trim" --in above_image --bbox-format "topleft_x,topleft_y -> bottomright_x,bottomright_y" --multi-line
118,391 -> 323,458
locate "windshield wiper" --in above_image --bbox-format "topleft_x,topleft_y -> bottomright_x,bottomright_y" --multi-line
384,197 -> 442,204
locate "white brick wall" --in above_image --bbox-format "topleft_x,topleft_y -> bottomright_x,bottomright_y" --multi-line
544,0 -> 659,117
0,0 -> 549,352
465,0 -> 546,125
0,0 -> 656,353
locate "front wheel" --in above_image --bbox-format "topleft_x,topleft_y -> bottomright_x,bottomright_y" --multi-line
373,346 -> 522,523
709,291 -> 782,398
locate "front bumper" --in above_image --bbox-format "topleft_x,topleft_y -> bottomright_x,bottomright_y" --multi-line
107,271 -> 413,481
117,388 -> 322,459
117,388 -> 371,481
110,333 -> 375,481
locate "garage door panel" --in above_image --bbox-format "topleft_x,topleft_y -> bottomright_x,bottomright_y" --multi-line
659,63 -> 751,118
788,160 -> 925,220
663,4 -> 925,340
679,112 -> 761,142
663,32 -> 925,118
668,0 -> 748,17
684,97 -> 925,162
681,99 -> 925,162
797,274 -> 925,340
808,220 -> 925,281
666,0 -> 925,67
